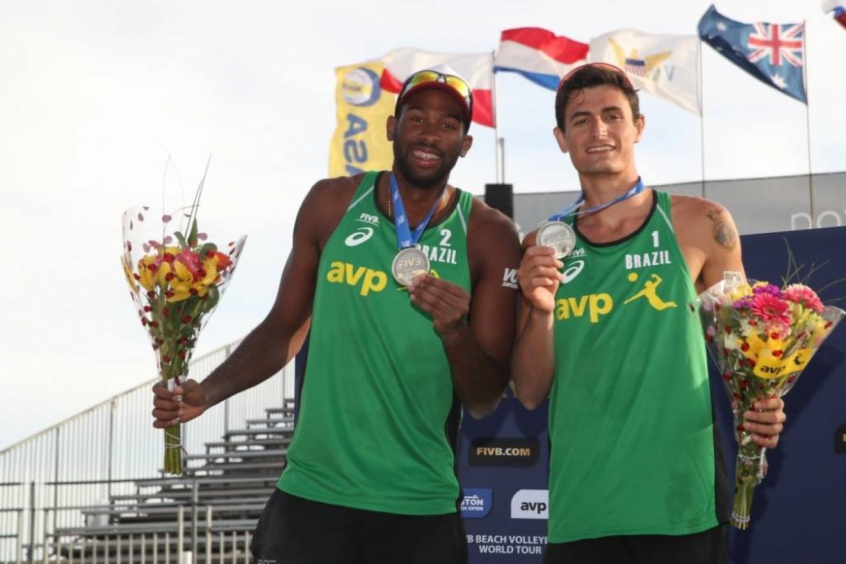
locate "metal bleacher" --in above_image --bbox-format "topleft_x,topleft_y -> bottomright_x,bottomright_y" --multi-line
51,399 -> 296,564
0,341 -> 297,564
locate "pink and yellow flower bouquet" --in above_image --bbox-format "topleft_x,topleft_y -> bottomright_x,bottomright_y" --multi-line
122,195 -> 246,474
695,280 -> 843,529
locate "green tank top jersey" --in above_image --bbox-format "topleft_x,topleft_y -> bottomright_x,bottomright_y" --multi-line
547,191 -> 718,543
278,171 -> 473,515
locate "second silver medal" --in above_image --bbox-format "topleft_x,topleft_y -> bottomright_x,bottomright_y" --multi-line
537,220 -> 576,259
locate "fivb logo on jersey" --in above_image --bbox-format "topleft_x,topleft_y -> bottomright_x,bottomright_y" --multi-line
345,213 -> 380,247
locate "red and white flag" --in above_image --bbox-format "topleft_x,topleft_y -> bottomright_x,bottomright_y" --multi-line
494,27 -> 589,90
380,48 -> 495,128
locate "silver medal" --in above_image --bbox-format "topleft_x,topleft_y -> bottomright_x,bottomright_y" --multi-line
392,247 -> 430,286
537,221 -> 576,259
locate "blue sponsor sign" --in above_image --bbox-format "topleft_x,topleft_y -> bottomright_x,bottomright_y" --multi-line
461,488 -> 493,519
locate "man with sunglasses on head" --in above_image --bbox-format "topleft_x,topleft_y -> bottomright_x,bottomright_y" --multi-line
151,65 -> 520,564
511,63 -> 786,563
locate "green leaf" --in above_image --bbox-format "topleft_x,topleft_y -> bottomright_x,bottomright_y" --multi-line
174,231 -> 189,249
199,242 -> 218,257
188,218 -> 199,247
206,285 -> 220,312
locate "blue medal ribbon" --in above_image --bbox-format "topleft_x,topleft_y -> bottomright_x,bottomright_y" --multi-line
548,177 -> 645,222
390,173 -> 445,249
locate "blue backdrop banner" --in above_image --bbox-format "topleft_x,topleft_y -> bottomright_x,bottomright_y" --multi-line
457,226 -> 846,563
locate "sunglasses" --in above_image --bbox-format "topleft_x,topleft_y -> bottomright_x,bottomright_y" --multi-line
557,62 -> 634,92
399,70 -> 473,111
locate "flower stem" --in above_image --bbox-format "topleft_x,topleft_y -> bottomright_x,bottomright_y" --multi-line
164,423 -> 182,474
732,482 -> 755,530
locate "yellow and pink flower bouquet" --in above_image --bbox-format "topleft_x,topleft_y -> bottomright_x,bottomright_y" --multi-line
695,279 -> 843,529
121,178 -> 246,475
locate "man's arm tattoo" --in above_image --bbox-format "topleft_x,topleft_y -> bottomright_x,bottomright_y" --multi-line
707,209 -> 737,250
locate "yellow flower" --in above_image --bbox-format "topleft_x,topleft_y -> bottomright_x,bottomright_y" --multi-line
199,260 -> 219,286
744,331 -> 766,359
168,260 -> 196,303
138,255 -> 159,291
157,261 -> 173,286
191,282 -> 210,297
728,284 -> 752,302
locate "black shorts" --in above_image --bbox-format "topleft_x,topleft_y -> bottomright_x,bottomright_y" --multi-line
251,489 -> 468,564
543,526 -> 727,564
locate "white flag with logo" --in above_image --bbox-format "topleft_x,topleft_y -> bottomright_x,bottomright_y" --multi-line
588,29 -> 701,115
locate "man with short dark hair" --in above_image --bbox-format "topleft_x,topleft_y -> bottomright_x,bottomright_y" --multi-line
152,66 -> 520,564
512,63 -> 786,564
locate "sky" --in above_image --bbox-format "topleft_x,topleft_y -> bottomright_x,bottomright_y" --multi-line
2,0 -> 844,451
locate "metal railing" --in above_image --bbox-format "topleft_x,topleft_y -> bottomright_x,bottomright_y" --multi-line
44,504 -> 253,564
0,340 -> 295,563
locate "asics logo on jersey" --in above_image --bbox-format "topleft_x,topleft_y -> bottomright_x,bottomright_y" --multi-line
560,260 -> 585,285
345,227 -> 375,247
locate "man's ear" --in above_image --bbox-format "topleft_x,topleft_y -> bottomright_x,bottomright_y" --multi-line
459,134 -> 473,158
634,114 -> 645,143
553,126 -> 569,154
386,115 -> 397,142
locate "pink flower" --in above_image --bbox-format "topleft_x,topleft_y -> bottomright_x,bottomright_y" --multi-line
176,249 -> 204,279
749,293 -> 792,326
783,284 -> 824,313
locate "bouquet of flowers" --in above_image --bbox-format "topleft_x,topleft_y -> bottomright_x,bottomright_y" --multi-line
121,175 -> 246,474
696,279 -> 844,529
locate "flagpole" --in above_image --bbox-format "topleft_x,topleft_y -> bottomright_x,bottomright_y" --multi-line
698,40 -> 706,200
490,50 -> 504,183
803,19 -> 816,226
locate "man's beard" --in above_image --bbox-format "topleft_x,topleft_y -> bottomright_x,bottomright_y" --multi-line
393,143 -> 460,190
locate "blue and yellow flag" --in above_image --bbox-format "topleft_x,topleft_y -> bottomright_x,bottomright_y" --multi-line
328,61 -> 393,177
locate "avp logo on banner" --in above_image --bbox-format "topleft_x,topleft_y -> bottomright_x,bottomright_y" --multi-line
510,489 -> 548,520
461,488 -> 493,519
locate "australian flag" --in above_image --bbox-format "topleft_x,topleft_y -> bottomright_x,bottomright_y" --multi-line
698,4 -> 807,104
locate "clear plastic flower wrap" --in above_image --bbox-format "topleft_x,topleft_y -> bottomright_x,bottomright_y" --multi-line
694,279 -> 843,529
121,180 -> 246,475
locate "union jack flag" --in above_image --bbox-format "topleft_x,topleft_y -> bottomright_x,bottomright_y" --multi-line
746,23 -> 804,67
